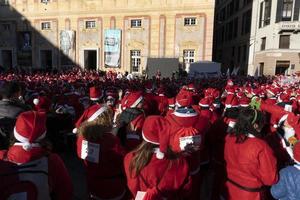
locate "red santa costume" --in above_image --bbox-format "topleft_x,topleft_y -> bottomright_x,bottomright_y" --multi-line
0,111 -> 72,200
73,86 -> 103,133
165,88 -> 210,200
76,106 -> 127,200
124,116 -> 192,200
224,110 -> 278,200
117,91 -> 145,151
260,102 -> 300,169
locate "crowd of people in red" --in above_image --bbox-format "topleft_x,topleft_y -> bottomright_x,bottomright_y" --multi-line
0,68 -> 300,200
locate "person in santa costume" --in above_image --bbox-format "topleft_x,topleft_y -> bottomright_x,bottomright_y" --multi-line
76,105 -> 127,200
251,98 -> 300,166
271,141 -> 300,200
165,88 -> 210,200
73,86 -> 103,134
224,108 -> 278,200
124,116 -> 192,200
116,91 -> 145,151
0,111 -> 73,200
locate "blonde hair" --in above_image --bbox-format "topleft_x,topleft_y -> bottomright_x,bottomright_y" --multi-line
78,106 -> 114,142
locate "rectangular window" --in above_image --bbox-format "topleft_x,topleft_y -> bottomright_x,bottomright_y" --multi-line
282,0 -> 293,21
261,37 -> 266,50
233,17 -> 238,37
85,21 -> 96,29
264,0 -> 271,26
0,0 -> 9,5
259,2 -> 264,28
183,49 -> 195,64
131,19 -> 142,28
2,24 -> 10,31
41,0 -> 49,3
131,50 -> 141,72
279,35 -> 290,49
243,45 -> 247,62
242,9 -> 252,34
237,46 -> 241,62
184,17 -> 197,26
259,63 -> 264,76
276,61 -> 290,75
41,22 -> 51,30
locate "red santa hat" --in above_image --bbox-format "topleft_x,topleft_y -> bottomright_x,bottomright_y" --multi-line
176,89 -> 193,107
89,87 -> 102,101
124,91 -> 143,108
227,79 -> 234,86
145,82 -> 153,93
198,97 -> 211,108
226,88 -> 235,95
266,87 -> 279,97
14,111 -> 47,151
142,116 -> 168,159
278,93 -> 290,103
293,142 -> 300,163
73,105 -> 109,133
239,96 -> 250,107
225,95 -> 239,108
168,97 -> 175,109
187,83 -> 196,91
33,96 -> 51,112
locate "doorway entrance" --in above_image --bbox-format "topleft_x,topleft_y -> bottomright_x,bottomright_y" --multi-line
40,50 -> 53,69
84,50 -> 97,70
1,50 -> 12,69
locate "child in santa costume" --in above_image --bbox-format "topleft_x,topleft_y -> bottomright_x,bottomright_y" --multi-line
76,105 -> 127,200
224,108 -> 278,200
124,116 -> 192,200
271,141 -> 300,200
0,111 -> 73,200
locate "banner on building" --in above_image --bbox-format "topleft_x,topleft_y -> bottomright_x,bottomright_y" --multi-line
17,32 -> 32,67
60,30 -> 75,66
104,29 -> 121,67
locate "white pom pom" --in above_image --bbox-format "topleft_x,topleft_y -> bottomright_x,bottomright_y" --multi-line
33,98 -> 39,105
72,128 -> 78,134
156,150 -> 164,159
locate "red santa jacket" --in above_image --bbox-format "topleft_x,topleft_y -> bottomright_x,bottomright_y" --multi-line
165,112 -> 210,174
124,152 -> 192,200
224,135 -> 278,200
77,133 -> 126,199
0,145 -> 72,200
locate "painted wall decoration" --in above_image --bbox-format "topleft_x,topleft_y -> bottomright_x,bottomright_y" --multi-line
104,29 -> 121,67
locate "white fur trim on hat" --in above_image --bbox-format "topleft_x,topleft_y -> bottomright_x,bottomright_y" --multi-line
199,103 -> 209,107
14,127 -> 46,143
173,110 -> 198,117
90,97 -> 100,101
33,98 -> 39,105
130,96 -> 143,108
87,106 -> 108,122
240,104 -> 249,107
142,131 -> 160,145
